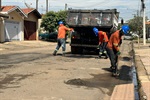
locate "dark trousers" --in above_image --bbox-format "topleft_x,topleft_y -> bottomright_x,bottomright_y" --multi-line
106,47 -> 118,72
99,42 -> 108,57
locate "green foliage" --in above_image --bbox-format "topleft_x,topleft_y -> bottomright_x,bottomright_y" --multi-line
128,16 -> 143,35
127,16 -> 149,36
57,10 -> 67,24
40,10 -> 67,33
40,11 -> 56,32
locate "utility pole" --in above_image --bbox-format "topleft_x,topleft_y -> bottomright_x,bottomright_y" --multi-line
36,0 -> 48,13
46,0 -> 48,13
65,3 -> 67,11
0,0 -> 1,11
141,0 -> 146,45
36,0 -> 38,11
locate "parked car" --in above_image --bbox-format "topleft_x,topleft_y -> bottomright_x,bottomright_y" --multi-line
39,32 -> 68,41
123,34 -> 133,40
39,32 -> 57,41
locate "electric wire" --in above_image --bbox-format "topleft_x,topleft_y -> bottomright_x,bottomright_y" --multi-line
2,0 -> 150,20
67,0 -> 112,8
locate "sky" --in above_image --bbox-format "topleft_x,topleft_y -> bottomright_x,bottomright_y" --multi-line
2,0 -> 150,21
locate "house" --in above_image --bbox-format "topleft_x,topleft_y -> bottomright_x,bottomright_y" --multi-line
146,21 -> 150,39
1,6 -> 27,42
0,6 -> 41,42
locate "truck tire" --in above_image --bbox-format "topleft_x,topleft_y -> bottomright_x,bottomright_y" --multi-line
71,46 -> 83,54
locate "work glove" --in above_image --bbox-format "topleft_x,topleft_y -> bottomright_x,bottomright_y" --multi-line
116,51 -> 121,55
70,28 -> 74,32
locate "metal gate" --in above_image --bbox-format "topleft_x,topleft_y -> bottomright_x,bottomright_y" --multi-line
5,21 -> 20,41
24,20 -> 36,40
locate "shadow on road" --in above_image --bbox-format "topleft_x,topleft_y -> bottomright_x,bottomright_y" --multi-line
64,73 -> 116,96
64,65 -> 133,96
0,74 -> 34,93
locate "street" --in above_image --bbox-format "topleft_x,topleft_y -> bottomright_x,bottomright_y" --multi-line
0,40 -> 134,100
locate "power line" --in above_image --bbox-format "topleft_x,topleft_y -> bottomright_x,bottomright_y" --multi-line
67,0 -> 111,8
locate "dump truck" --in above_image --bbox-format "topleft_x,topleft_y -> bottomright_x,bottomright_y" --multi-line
66,8 -> 119,54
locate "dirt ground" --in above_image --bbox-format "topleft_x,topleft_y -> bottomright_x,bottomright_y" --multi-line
0,40 -> 133,100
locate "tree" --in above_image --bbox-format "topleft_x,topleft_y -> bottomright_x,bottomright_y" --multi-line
127,16 -> 149,37
40,10 -> 67,33
56,10 -> 67,24
40,11 -> 56,33
127,16 -> 143,36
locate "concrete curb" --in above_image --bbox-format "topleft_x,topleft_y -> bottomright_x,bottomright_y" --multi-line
133,43 -> 150,100
134,55 -> 148,100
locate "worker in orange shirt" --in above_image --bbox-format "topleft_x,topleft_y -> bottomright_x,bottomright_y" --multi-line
93,27 -> 109,59
106,25 -> 129,76
53,21 -> 73,56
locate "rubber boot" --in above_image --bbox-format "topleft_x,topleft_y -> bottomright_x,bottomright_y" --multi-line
112,66 -> 119,77
103,50 -> 108,59
112,71 -> 120,77
53,50 -> 57,56
99,52 -> 102,58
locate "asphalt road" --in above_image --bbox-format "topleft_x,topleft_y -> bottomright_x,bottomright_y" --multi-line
0,40 -> 134,100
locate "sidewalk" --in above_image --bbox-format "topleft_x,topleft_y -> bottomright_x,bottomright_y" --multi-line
134,42 -> 150,100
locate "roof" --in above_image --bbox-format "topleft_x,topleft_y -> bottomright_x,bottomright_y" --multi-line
1,6 -> 41,19
22,8 -> 35,14
146,21 -> 150,25
0,13 -> 9,19
1,6 -> 15,12
1,6 -> 27,17
22,8 -> 41,18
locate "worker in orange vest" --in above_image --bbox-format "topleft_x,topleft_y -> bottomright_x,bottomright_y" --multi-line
93,27 -> 109,59
53,21 -> 73,56
106,25 -> 130,76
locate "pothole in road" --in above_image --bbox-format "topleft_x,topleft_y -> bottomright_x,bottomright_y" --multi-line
120,57 -> 131,61
64,78 -> 86,86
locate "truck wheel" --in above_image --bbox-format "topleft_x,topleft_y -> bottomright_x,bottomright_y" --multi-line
71,46 -> 83,54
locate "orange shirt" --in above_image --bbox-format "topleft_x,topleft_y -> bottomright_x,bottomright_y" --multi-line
98,31 -> 109,44
107,30 -> 121,51
58,25 -> 71,39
